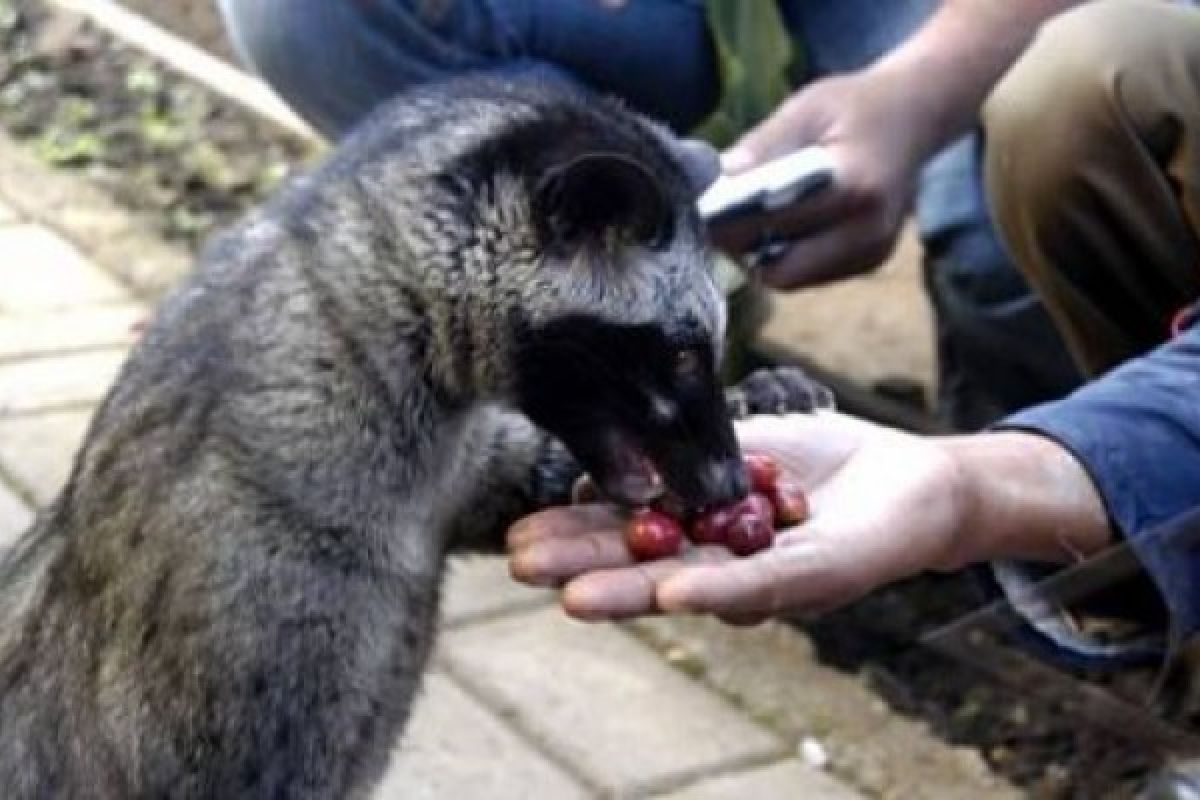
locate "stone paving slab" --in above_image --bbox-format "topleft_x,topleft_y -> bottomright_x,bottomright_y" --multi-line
656,759 -> 863,800
374,672 -> 591,800
0,408 -> 93,504
0,481 -> 32,549
0,224 -> 130,312
0,349 -> 127,416
630,616 -> 1019,799
440,555 -> 553,627
441,607 -> 784,797
0,304 -> 144,362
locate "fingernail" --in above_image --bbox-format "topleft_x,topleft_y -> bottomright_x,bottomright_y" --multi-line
562,582 -> 613,620
721,148 -> 755,174
509,551 -> 557,588
655,578 -> 692,613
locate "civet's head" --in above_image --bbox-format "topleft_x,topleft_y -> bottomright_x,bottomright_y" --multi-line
476,83 -> 748,510
364,78 -> 749,510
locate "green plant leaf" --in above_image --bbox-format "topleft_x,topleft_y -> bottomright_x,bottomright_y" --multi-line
694,0 -> 798,147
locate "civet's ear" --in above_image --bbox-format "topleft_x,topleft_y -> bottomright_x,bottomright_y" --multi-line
671,137 -> 721,196
535,152 -> 672,249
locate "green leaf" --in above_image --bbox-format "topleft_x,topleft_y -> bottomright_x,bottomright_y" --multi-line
694,0 -> 799,147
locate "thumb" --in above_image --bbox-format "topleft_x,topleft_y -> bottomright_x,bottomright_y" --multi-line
721,96 -> 824,174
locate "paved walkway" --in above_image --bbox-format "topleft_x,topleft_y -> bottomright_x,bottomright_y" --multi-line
0,131 -> 1017,799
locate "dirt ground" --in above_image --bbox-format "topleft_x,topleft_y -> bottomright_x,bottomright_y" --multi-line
6,1 -> 1189,794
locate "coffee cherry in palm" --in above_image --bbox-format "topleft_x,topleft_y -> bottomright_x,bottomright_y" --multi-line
743,453 -> 781,494
625,509 -> 685,561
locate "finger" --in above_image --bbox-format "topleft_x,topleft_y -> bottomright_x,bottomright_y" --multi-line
561,546 -> 732,621
657,533 -> 863,617
656,555 -> 787,616
506,504 -> 623,550
722,96 -> 826,173
758,213 -> 895,290
509,529 -> 632,588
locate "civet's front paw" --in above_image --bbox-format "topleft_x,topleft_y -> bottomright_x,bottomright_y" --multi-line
725,367 -> 835,419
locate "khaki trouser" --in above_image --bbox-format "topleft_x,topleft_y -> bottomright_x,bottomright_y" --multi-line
984,0 -> 1200,376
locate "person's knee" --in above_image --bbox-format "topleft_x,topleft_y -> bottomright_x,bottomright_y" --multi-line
984,1 -> 1200,230
984,4 -> 1129,218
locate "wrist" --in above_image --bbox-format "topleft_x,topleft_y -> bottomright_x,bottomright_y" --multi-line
864,1 -> 1084,161
858,59 -> 958,167
936,431 -> 1115,569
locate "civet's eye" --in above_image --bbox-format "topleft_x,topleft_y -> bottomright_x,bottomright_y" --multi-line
674,348 -> 702,380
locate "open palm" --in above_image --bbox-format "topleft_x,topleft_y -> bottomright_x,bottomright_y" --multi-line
508,413 -> 970,625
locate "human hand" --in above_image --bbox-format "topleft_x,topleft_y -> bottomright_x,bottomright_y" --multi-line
708,68 -> 938,289
507,413 -> 974,625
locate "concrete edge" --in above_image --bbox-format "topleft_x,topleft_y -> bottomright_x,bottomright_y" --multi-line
0,129 -> 191,300
48,0 -> 322,146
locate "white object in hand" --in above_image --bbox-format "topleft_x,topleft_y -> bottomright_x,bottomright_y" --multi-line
697,146 -> 836,223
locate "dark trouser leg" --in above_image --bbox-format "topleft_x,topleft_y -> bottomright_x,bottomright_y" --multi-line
983,0 -> 1200,377
216,0 -> 721,139
920,137 -> 1082,431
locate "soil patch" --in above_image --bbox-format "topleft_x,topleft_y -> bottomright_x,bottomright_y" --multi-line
0,0 -> 317,250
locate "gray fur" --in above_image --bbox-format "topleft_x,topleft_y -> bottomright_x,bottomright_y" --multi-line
0,75 -> 823,798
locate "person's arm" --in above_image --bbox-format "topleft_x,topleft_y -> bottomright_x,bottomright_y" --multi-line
508,324 -> 1200,658
990,321 -> 1200,658
848,0 -> 1088,166
937,431 -> 1113,568
507,413 -> 1116,626
713,0 -> 1086,287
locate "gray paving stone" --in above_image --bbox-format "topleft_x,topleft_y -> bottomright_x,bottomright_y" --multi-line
441,608 -> 783,797
374,672 -> 590,800
629,617 -> 1019,799
0,480 -> 32,549
0,224 -> 130,312
0,408 -> 93,505
0,349 -> 126,416
658,760 -> 863,800
0,304 -> 145,361
440,555 -> 553,626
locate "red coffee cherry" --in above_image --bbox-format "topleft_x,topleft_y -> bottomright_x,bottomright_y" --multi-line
726,513 -> 775,556
689,503 -> 741,545
769,481 -> 810,526
743,492 -> 775,524
625,509 -> 685,561
743,453 -> 780,494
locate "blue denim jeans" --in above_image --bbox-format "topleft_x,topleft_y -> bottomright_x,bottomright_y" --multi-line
218,0 -> 1080,428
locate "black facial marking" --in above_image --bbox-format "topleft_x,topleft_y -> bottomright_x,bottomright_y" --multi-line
514,314 -> 747,509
